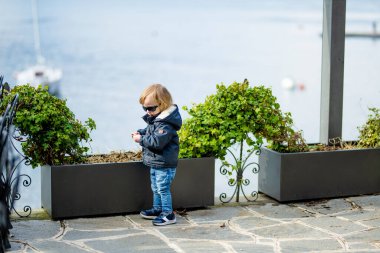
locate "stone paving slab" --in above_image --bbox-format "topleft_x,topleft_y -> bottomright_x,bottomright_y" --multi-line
173,240 -> 226,253
280,239 -> 343,253
251,222 -> 332,239
85,234 -> 176,253
350,195 -> 380,208
65,216 -> 133,230
183,206 -> 252,223
230,242 -> 274,253
293,198 -> 356,215
7,194 -> 380,253
230,216 -> 281,230
245,203 -> 312,220
338,209 -> 380,222
301,216 -> 367,234
347,242 -> 380,250
362,218 -> 380,228
10,220 -> 61,241
62,228 -> 141,241
158,223 -> 254,242
26,240 -> 91,253
343,227 -> 380,243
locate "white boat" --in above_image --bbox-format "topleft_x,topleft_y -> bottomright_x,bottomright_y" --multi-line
15,63 -> 62,95
14,0 -> 62,95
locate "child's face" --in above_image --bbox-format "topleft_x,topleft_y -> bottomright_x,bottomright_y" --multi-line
143,93 -> 161,116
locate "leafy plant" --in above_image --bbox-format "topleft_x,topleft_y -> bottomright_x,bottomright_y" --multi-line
0,85 -> 96,168
178,79 -> 307,202
358,108 -> 380,148
179,79 -> 307,160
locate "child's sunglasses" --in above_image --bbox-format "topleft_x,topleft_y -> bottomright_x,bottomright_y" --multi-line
142,105 -> 159,112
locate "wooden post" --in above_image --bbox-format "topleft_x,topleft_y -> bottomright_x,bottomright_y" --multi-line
320,0 -> 346,144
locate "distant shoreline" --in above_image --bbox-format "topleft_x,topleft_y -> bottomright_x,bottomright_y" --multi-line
346,32 -> 380,39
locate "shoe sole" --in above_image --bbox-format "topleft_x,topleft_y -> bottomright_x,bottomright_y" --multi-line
152,219 -> 177,226
140,213 -> 158,220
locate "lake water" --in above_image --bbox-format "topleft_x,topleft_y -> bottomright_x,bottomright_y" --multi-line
1,0 -> 380,213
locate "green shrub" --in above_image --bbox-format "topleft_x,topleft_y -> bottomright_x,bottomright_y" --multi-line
0,85 -> 96,168
358,108 -> 380,148
179,79 -> 307,160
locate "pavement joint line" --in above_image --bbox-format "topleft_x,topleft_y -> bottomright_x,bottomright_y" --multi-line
341,226 -> 380,237
147,228 -> 185,253
308,250 -> 380,253
327,210 -> 362,217
216,240 -> 238,253
171,238 -> 236,252
177,213 -> 198,226
278,237 -> 341,242
72,227 -> 137,232
344,198 -> 363,210
330,215 -> 374,230
295,220 -> 348,251
124,215 -> 186,253
195,219 -> 239,225
247,220 -> 296,231
373,241 -> 380,248
335,216 -> 351,221
350,220 -> 375,230
176,238 -> 256,253
290,204 -> 324,217
124,215 -> 144,229
292,203 -> 362,218
256,237 -> 276,246
62,239 -> 103,253
52,220 -> 70,240
24,245 -> 39,253
273,239 -> 281,253
221,217 -> 286,249
9,239 -> 39,252
242,206 -> 290,224
227,219 -> 257,243
72,232 -> 147,243
172,238 -> 256,244
359,215 -> 380,222
242,206 -> 266,217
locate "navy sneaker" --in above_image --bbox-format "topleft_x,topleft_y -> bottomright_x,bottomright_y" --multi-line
140,208 -> 162,220
152,212 -> 176,226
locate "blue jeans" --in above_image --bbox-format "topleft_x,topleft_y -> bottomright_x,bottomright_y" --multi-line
150,167 -> 176,214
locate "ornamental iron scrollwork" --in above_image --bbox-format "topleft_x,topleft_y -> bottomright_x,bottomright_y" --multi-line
7,135 -> 32,218
0,77 -> 32,218
0,76 -> 32,251
219,140 -> 261,203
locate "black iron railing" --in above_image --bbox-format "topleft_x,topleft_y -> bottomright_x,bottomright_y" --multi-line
0,76 -> 32,252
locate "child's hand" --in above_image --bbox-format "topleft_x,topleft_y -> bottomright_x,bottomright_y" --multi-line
132,132 -> 141,143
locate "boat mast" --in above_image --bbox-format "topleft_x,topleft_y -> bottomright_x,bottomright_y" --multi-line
31,0 -> 44,64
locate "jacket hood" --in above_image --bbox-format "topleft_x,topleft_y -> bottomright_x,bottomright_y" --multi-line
143,104 -> 182,130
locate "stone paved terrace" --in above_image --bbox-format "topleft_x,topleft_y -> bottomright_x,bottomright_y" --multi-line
7,194 -> 380,253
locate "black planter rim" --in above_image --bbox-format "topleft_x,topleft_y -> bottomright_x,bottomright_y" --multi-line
262,144 -> 380,155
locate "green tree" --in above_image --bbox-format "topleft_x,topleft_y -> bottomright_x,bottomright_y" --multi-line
179,79 -> 307,202
179,79 -> 306,159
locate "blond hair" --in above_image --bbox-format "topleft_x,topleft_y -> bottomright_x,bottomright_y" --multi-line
139,84 -> 173,111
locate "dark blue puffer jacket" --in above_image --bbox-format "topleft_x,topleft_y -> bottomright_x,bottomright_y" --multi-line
137,105 -> 182,168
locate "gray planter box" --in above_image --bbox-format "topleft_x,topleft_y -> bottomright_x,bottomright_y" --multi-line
41,157 -> 215,219
258,147 -> 380,202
